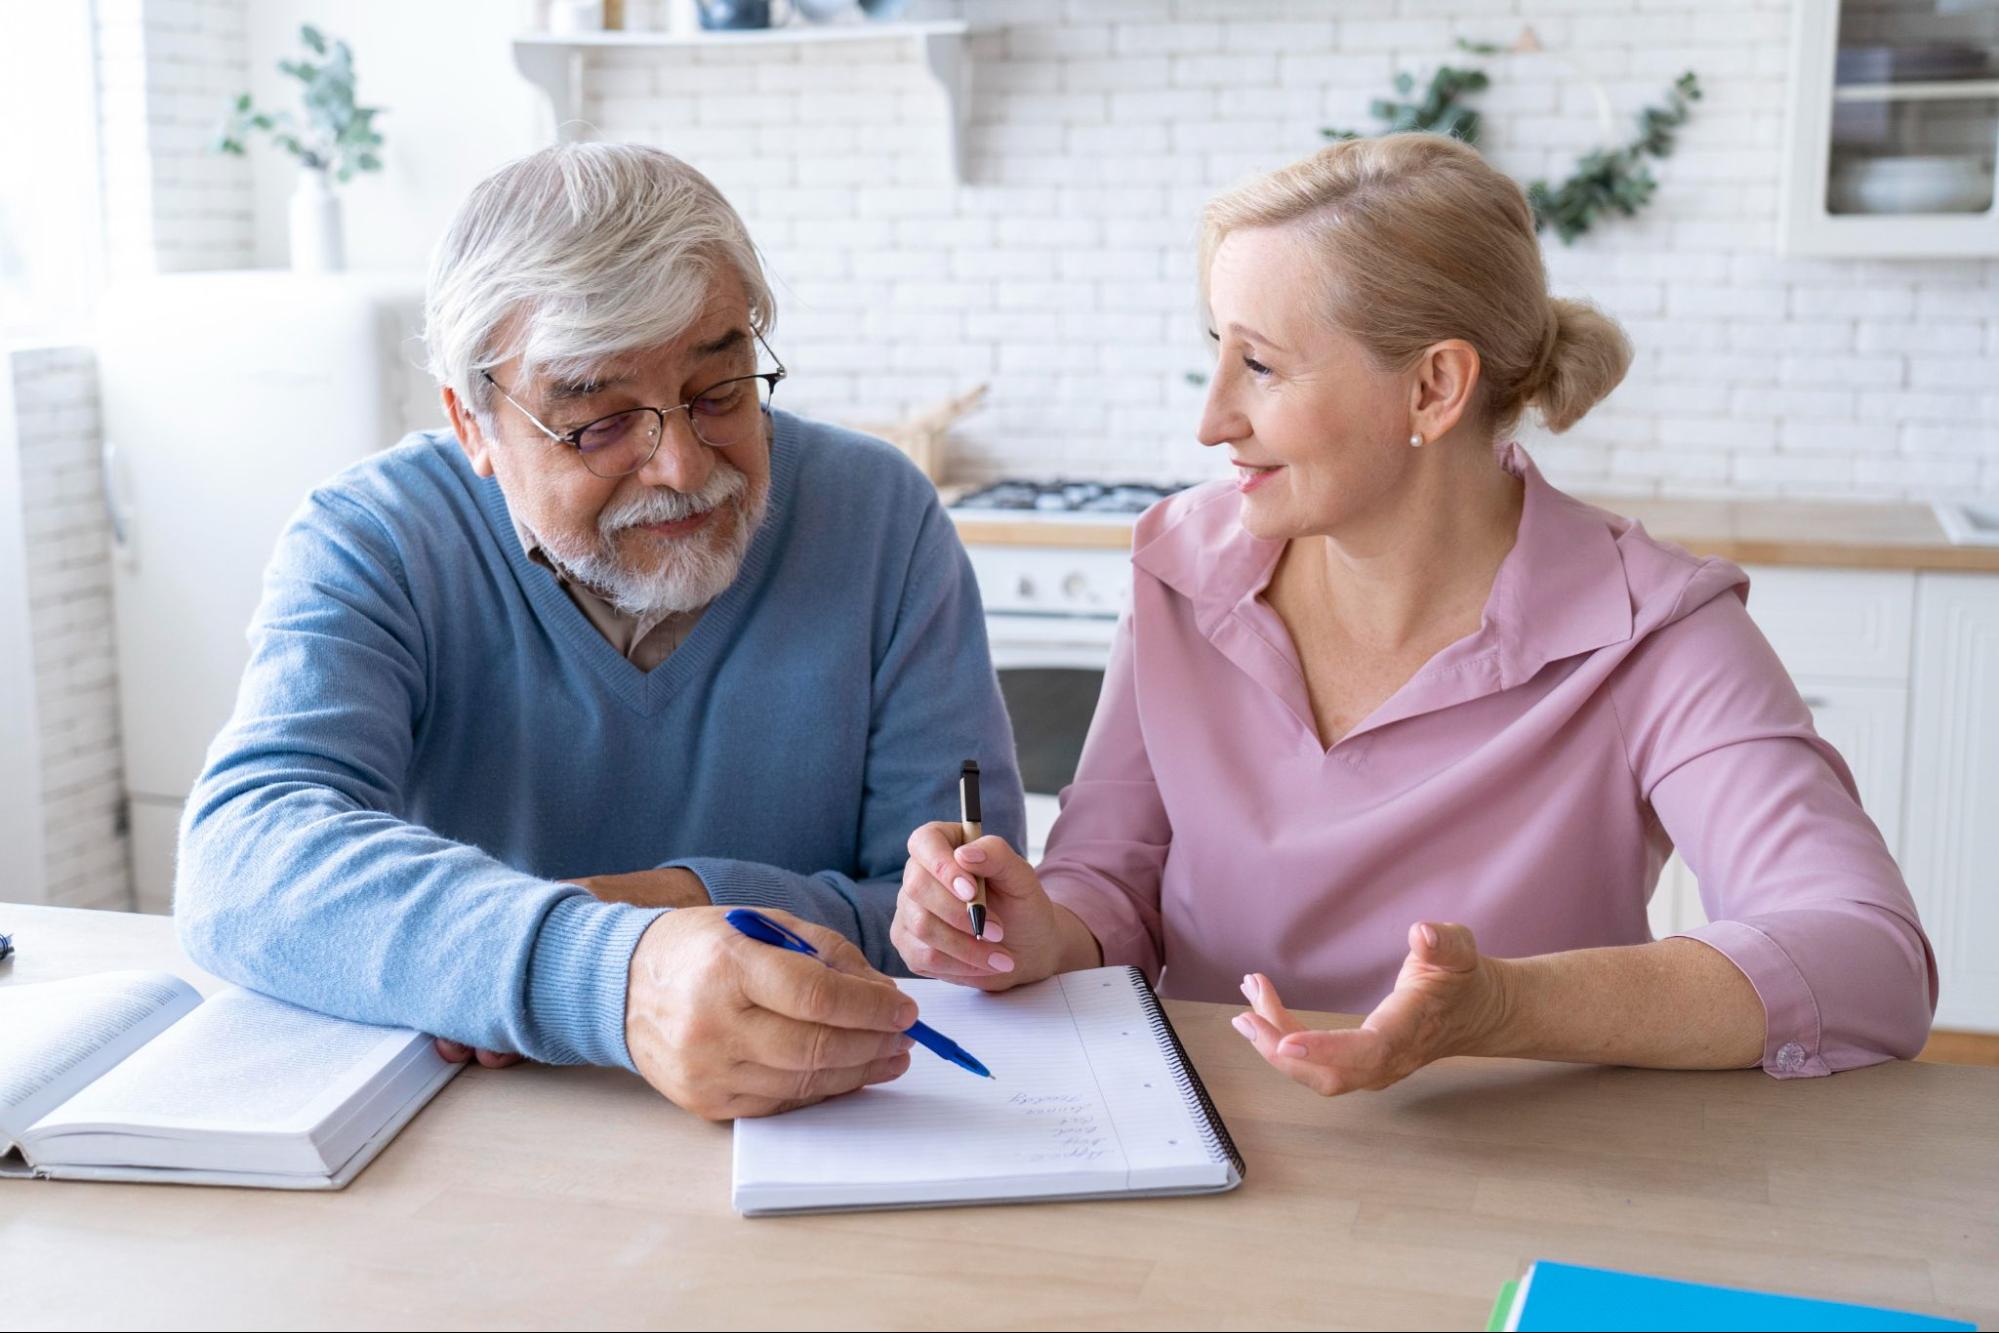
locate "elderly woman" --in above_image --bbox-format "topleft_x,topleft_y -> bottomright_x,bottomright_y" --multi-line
893,134 -> 1936,1095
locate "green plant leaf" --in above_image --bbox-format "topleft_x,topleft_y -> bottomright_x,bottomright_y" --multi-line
214,23 -> 384,171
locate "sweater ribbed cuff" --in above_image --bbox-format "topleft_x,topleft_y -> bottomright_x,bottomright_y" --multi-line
525,892 -> 666,1071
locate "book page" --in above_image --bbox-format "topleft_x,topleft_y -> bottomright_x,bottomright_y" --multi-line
733,968 -> 1227,1210
0,971 -> 201,1146
31,986 -> 426,1142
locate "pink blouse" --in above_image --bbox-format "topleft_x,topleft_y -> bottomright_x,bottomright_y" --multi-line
1039,444 -> 1937,1078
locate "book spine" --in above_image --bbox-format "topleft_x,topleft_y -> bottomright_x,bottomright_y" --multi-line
1127,968 -> 1246,1178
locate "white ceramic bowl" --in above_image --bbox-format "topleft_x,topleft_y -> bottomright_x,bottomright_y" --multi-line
1830,154 -> 1994,214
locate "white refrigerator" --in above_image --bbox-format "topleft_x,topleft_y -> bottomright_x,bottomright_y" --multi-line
96,271 -> 438,912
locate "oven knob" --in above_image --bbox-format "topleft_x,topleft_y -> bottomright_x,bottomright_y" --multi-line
1015,576 -> 1035,600
1062,573 -> 1089,601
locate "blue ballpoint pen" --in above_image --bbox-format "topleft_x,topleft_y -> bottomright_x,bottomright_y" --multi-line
724,908 -> 994,1080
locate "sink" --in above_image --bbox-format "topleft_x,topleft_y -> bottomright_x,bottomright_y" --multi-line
1933,499 -> 1999,546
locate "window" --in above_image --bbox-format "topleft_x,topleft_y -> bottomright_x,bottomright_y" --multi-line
0,6 -> 102,341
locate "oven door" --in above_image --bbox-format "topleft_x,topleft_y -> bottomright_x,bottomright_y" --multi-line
986,612 -> 1119,859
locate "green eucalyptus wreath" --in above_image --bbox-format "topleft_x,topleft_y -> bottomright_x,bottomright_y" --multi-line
215,25 -> 385,183
1324,39 -> 1702,244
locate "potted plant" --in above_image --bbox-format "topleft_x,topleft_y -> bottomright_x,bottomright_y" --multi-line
215,25 -> 385,273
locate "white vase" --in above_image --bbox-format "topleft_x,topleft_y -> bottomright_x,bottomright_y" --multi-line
288,168 -> 345,273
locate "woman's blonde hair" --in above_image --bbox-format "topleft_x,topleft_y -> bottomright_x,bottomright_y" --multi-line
1198,133 -> 1630,435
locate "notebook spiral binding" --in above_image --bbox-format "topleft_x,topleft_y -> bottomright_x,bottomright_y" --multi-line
1127,968 -> 1247,1179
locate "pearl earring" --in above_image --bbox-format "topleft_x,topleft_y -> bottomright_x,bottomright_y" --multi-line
1408,431 -> 1424,448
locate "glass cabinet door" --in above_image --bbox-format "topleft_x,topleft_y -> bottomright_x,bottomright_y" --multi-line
1784,0 -> 1999,256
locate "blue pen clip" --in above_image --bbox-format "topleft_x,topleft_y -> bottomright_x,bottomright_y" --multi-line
724,908 -> 993,1080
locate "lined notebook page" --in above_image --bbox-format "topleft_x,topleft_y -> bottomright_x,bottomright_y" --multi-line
732,967 -> 1233,1214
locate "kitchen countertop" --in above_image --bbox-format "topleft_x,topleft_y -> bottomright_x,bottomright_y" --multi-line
945,489 -> 1999,572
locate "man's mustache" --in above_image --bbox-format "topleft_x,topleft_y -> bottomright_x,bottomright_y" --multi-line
600,465 -> 748,532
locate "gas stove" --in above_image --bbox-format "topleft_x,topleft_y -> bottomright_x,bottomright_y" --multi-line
947,478 -> 1192,522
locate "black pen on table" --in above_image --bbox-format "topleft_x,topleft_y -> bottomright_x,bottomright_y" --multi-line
960,759 -> 987,939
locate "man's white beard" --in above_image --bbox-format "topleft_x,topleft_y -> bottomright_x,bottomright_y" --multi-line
538,462 -> 767,619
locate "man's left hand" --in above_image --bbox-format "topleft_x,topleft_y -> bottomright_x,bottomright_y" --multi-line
1231,922 -> 1511,1096
433,1039 -> 524,1068
569,867 -> 712,910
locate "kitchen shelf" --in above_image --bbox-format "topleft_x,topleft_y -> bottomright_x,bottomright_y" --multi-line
511,21 -> 971,180
1833,77 -> 1999,102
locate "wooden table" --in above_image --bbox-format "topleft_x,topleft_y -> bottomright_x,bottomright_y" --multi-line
2,903 -> 1993,1331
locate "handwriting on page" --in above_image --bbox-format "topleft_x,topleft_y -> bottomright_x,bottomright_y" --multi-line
733,971 -> 1226,1208
735,978 -> 1138,1191
1009,1093 -> 1112,1161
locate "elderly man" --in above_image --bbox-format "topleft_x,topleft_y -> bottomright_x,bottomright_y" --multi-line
176,143 -> 1024,1120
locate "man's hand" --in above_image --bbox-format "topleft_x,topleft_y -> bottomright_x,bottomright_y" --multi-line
570,867 -> 712,909
433,1038 -> 523,1068
1231,922 -> 1511,1097
624,905 -> 917,1120
426,871 -> 713,1072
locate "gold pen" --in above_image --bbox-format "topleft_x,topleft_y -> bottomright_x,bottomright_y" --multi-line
959,759 -> 987,939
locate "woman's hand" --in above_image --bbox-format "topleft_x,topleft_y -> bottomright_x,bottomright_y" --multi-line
1232,922 -> 1512,1096
891,822 -> 1099,990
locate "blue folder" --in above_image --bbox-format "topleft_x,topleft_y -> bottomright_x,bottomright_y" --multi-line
1500,1261 -> 1974,1331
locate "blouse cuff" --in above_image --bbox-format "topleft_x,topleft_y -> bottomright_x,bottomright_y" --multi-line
1675,918 -> 1832,1078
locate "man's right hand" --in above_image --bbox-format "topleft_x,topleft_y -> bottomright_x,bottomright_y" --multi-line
623,906 -> 916,1121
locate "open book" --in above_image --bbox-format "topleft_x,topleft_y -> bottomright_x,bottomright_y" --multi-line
0,971 -> 458,1189
733,966 -> 1245,1215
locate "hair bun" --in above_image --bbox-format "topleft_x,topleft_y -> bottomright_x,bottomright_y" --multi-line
1533,297 -> 1633,434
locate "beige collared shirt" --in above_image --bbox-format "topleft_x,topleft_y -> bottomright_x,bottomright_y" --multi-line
510,512 -> 704,672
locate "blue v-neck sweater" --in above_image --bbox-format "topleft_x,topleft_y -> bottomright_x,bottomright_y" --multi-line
175,412 -> 1024,1071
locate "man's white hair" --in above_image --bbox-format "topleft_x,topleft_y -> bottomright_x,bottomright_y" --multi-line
424,142 -> 776,419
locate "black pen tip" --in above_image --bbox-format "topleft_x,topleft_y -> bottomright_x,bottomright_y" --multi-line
968,903 -> 986,939
962,758 -> 979,775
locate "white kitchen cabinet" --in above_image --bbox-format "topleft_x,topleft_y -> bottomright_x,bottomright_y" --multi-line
1651,568 -> 1915,944
1651,566 -> 1999,1033
1793,680 -> 1912,856
1781,0 -> 1999,257
1903,572 -> 1999,1033
1741,566 -> 1916,682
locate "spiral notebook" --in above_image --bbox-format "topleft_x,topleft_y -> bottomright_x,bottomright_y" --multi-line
732,966 -> 1245,1215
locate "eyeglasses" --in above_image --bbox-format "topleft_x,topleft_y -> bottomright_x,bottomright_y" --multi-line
481,334 -> 787,479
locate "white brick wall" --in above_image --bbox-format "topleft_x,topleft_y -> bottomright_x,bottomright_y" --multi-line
98,0 -> 255,277
7,348 -> 133,913
12,0 -> 1995,914
581,0 -> 1998,499
15,0 -> 238,911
